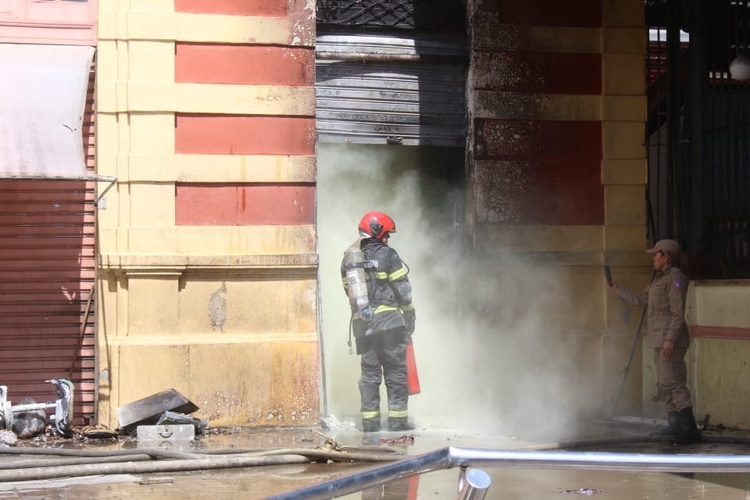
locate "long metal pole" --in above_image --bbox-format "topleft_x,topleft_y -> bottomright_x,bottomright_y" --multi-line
610,269 -> 657,415
267,448 -> 452,500
267,446 -> 750,500
610,305 -> 647,415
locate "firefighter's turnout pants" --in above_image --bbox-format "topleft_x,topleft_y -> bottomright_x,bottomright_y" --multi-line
358,328 -> 408,421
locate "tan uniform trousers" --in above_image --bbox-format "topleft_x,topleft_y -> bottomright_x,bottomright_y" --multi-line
655,346 -> 693,412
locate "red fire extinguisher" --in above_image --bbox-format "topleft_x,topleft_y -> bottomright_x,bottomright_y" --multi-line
406,337 -> 421,395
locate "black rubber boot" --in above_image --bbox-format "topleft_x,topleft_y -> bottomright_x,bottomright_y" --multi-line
387,417 -> 413,432
362,418 -> 381,433
659,411 -> 678,436
674,408 -> 702,444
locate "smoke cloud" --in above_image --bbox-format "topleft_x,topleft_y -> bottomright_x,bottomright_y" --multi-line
317,143 -> 605,441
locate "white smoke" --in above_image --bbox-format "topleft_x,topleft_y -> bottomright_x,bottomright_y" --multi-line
317,143 -> 604,441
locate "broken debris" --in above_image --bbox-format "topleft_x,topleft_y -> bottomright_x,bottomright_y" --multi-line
117,388 -> 199,435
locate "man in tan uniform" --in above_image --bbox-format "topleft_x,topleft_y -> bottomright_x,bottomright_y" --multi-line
606,239 -> 701,444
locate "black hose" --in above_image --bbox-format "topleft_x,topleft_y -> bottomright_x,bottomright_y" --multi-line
246,448 -> 402,462
693,435 -> 750,446
156,447 -> 401,463
525,435 -> 673,450
193,446 -> 400,460
527,434 -> 750,451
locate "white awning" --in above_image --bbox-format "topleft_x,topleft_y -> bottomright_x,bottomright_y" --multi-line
0,44 -> 95,178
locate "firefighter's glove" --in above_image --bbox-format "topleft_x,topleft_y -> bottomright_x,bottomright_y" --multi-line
404,309 -> 416,336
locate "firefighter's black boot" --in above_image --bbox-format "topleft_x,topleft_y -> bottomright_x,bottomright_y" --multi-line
362,418 -> 381,433
659,411 -> 678,436
674,407 -> 702,444
387,417 -> 413,432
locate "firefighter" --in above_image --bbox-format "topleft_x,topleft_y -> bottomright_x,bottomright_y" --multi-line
606,239 -> 701,444
341,211 -> 416,433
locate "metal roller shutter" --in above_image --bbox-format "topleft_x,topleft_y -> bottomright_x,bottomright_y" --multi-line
316,33 -> 467,147
0,58 -> 96,427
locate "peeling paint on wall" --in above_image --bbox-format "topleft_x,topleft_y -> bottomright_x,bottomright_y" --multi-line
209,282 -> 227,332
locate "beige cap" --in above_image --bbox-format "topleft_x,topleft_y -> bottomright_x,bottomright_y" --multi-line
647,239 -> 681,254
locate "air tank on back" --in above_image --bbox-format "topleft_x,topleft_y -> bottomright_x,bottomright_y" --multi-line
343,244 -> 371,321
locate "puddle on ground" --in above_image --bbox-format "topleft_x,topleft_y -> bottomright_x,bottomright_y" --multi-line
0,423 -> 749,499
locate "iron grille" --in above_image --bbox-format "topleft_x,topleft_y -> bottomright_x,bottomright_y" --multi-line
316,0 -> 464,32
646,0 -> 750,278
703,0 -> 750,277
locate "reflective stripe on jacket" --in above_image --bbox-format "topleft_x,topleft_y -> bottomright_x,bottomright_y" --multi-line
341,238 -> 414,336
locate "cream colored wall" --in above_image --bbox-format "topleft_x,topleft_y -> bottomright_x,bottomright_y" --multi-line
600,12 -> 654,411
685,281 -> 750,429
640,282 -> 750,427
95,0 -> 319,429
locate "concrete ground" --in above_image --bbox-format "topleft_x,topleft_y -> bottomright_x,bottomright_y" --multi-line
1,419 -> 750,499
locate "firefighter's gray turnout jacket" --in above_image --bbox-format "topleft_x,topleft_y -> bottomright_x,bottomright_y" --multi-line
616,265 -> 689,349
341,238 -> 414,337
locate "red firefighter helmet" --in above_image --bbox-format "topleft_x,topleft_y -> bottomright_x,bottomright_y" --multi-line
358,211 -> 396,240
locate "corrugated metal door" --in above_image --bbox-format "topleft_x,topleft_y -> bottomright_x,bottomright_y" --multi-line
316,33 -> 467,147
0,59 -> 96,426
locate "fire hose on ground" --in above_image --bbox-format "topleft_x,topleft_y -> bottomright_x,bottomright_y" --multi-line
2,433 -> 750,484
0,445 -> 402,482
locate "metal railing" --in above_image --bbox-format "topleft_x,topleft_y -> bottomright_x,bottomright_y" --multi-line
267,446 -> 750,500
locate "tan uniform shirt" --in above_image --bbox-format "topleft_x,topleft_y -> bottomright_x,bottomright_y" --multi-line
617,266 -> 689,349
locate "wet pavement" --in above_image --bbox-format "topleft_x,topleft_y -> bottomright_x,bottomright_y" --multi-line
1,420 -> 750,499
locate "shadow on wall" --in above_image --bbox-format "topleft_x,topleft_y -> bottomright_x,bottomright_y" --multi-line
317,143 -> 603,441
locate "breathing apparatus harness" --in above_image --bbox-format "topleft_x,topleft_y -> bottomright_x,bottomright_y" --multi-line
344,241 -> 372,354
343,239 -> 410,354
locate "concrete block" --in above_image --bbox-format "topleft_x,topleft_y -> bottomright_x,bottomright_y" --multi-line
137,424 -> 195,441
137,424 -> 195,452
